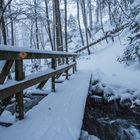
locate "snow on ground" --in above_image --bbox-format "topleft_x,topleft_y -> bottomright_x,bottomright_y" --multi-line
78,33 -> 140,91
0,70 -> 91,140
80,130 -> 100,140
0,111 -> 16,124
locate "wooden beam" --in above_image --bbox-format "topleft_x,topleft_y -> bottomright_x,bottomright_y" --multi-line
55,72 -> 63,79
0,47 -> 77,60
0,60 -> 14,84
0,60 -> 14,116
37,78 -> 49,89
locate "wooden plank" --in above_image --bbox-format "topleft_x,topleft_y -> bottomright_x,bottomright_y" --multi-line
37,79 -> 49,89
0,62 -> 76,100
55,80 -> 64,83
0,60 -> 14,115
31,93 -> 47,96
0,47 -> 77,60
0,60 -> 14,84
55,72 -> 63,79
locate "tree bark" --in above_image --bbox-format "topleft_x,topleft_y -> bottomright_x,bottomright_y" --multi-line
53,0 -> 63,52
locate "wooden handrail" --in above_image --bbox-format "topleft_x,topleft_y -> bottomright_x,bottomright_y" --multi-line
0,62 -> 76,100
0,46 -> 77,60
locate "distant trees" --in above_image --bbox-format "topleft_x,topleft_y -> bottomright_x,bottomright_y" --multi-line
0,0 -> 139,59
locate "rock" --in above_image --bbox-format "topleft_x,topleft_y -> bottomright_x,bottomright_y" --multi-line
80,130 -> 100,140
92,84 -> 104,96
120,98 -> 132,109
133,98 -> 140,107
91,95 -> 104,104
103,87 -> 114,101
92,80 -> 100,86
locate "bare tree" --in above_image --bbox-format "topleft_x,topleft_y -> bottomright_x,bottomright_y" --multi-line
53,0 -> 63,51
81,0 -> 90,54
64,0 -> 68,52
44,0 -> 54,50
77,0 -> 84,46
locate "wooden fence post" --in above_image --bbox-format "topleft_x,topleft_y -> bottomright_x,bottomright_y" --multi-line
15,60 -> 25,120
66,57 -> 69,80
73,56 -> 77,73
51,58 -> 56,92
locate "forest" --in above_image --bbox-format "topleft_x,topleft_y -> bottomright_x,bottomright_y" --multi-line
0,0 -> 140,140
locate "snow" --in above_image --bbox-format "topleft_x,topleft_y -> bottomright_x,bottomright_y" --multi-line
0,70 -> 91,140
78,35 -> 140,90
80,130 -> 100,140
0,111 -> 16,124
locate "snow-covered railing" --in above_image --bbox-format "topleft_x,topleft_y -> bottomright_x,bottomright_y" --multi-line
0,46 -> 77,120
0,46 -> 77,60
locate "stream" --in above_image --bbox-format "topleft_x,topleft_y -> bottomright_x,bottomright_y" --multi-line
80,80 -> 140,140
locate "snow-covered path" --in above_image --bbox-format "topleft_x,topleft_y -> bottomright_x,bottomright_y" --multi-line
0,70 -> 91,140
78,40 -> 140,90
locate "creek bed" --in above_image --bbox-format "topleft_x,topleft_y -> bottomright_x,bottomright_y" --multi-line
80,80 -> 140,140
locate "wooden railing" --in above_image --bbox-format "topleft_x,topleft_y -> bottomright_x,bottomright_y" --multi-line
0,46 -> 77,120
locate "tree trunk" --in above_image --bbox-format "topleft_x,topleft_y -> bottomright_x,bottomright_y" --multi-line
108,0 -> 112,25
64,0 -> 68,52
44,0 -> 54,50
9,3 -> 14,45
53,0 -> 63,51
96,0 -> 99,23
88,0 -> 93,30
77,0 -> 84,46
34,0 -> 39,49
81,0 -> 90,54
99,0 -> 108,43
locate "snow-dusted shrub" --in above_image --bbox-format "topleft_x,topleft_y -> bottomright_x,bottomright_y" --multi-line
118,40 -> 140,65
118,17 -> 140,65
117,1 -> 140,65
68,14 -> 78,31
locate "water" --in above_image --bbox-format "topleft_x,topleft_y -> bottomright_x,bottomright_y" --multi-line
81,86 -> 140,140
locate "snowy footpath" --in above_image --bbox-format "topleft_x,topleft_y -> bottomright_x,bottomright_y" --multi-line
0,70 -> 91,140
